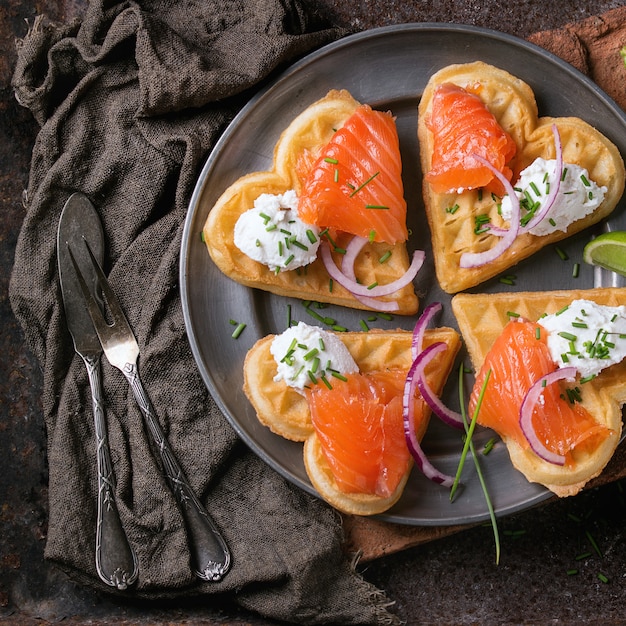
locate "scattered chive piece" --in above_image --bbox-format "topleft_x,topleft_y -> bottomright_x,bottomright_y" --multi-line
558,331 -> 578,342
378,312 -> 394,321
329,278 -> 333,293
331,371 -> 348,382
586,530 -> 603,557
231,322 -> 246,339
200,230 -> 205,242
367,281 -> 378,290
324,157 -> 338,164
446,203 -> 460,214
555,246 -> 569,260
482,437 -> 497,455
580,173 -> 591,187
567,569 -> 579,576
572,262 -> 580,278
535,326 -> 541,340
334,168 -> 339,183
350,171 -> 379,197
287,304 -> 292,328
320,374 -> 332,389
368,230 -> 376,242
575,551 -> 592,561
306,230 -> 318,244
284,254 -> 295,266
598,573 -> 609,583
507,311 -> 520,318
379,250 -> 392,264
359,319 -> 369,331
365,204 -> 390,210
332,324 -> 348,332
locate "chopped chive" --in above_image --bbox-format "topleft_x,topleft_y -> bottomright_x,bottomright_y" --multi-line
200,230 -> 206,242
555,246 -> 568,260
365,204 -> 390,210
567,569 -> 579,576
259,212 -> 271,223
580,374 -> 596,384
499,276 -> 516,286
320,374 -> 332,389
277,240 -> 283,256
535,326 -> 541,340
482,437 -> 497,455
575,552 -> 592,561
331,371 -> 348,382
379,250 -> 392,264
571,321 -> 588,329
446,203 -> 460,214
255,238 -> 261,247
324,157 -> 338,164
319,338 -> 325,351
291,365 -> 305,380
307,370 -> 318,384
378,312 -> 394,321
368,230 -> 376,242
231,322 -> 246,339
323,316 -> 336,325
586,530 -> 603,557
286,304 -> 292,328
331,324 -> 348,332
529,181 -> 541,196
367,282 -> 378,290
572,262 -> 580,278
350,171 -> 379,197
559,331 -> 578,342
328,278 -> 333,293
580,173 -> 591,187
306,229 -> 317,244
284,254 -> 295,266
556,305 -> 570,315
359,319 -> 369,331
334,168 -> 339,183
303,348 -> 319,361
291,240 -> 309,251
266,223 -> 277,232
507,311 -> 520,318
310,357 -> 320,374
597,573 -> 609,584
280,228 -> 292,236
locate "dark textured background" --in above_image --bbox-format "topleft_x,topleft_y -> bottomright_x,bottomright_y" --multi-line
3,1 -> 626,624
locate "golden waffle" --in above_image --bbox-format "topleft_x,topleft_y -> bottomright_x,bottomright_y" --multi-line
244,327 -> 461,514
204,90 -> 419,315
418,62 -> 625,294
452,287 -> 626,496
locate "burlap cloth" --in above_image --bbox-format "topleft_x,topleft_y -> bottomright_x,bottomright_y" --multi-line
9,1 -> 626,623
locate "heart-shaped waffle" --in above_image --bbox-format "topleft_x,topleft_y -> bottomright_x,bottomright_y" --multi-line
203,90 -> 419,315
418,62 -> 626,294
452,287 -> 626,496
243,326 -> 461,514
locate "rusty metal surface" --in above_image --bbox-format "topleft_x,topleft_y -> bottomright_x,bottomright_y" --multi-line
2,1 -> 626,624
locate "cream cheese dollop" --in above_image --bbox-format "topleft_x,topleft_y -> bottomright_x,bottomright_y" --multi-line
501,158 -> 606,236
270,322 -> 358,392
233,190 -> 320,271
539,299 -> 626,378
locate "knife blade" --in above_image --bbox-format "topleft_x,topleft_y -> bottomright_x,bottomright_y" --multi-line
57,192 -> 138,589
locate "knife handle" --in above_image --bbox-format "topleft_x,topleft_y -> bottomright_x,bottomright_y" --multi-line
122,362 -> 231,582
84,355 -> 139,590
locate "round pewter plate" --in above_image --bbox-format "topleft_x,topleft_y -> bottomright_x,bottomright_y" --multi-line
180,23 -> 626,526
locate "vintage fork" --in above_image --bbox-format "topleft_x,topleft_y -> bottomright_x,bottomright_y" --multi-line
67,239 -> 231,582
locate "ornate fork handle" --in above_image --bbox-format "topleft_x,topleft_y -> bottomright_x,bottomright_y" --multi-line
84,354 -> 139,589
122,362 -> 231,582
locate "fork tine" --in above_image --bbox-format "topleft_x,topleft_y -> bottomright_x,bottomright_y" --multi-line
67,243 -> 113,340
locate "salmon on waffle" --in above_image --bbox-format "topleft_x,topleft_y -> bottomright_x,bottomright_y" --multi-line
243,324 -> 461,515
418,61 -> 625,294
452,287 -> 626,496
203,89 -> 420,315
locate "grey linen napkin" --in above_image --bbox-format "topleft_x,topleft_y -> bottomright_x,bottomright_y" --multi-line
9,1 -> 399,623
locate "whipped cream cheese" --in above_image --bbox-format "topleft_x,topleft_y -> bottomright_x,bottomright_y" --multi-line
500,158 -> 606,236
270,322 -> 358,392
233,190 -> 320,271
539,299 -> 626,378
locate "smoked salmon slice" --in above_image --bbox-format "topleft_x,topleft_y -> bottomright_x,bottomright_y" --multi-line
469,319 -> 609,464
297,104 -> 408,245
307,370 -> 420,497
425,83 -> 517,195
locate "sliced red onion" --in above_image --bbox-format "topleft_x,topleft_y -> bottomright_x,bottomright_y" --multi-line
459,154 -> 520,269
411,301 -> 442,360
414,342 -> 465,430
321,240 -> 424,298
521,124 -> 563,232
403,342 -> 456,486
340,236 -> 398,312
519,366 -> 577,466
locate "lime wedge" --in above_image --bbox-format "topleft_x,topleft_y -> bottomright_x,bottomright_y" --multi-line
583,231 -> 626,275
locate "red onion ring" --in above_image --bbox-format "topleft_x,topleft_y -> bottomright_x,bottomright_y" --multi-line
459,154 -> 520,269
521,124 -> 562,232
403,341 -> 456,486
519,366 -> 577,466
414,342 -> 465,430
321,240 -> 424,298
412,301 -> 442,360
340,236 -> 398,312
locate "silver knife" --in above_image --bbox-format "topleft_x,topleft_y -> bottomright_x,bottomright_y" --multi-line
57,192 -> 138,590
